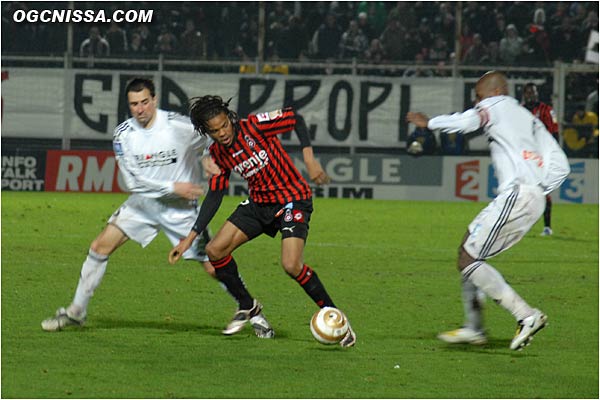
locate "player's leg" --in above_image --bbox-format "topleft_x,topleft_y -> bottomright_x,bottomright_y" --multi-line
164,220 -> 241,304
206,220 -> 273,337
438,231 -> 488,344
207,221 -> 253,308
459,185 -> 547,349
279,203 -> 355,347
42,196 -> 159,332
281,237 -> 335,308
541,195 -> 553,236
41,223 -> 129,331
437,230 -> 486,344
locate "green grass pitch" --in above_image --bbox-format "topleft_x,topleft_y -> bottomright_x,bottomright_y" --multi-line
1,192 -> 598,398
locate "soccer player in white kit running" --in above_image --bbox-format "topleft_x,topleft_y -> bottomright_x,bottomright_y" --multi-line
41,77 -> 244,331
407,71 -> 570,350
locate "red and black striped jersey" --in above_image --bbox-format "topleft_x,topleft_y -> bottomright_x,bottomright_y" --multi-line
527,101 -> 559,135
208,107 -> 311,204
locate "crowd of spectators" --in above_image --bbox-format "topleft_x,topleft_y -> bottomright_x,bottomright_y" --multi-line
2,1 -> 598,67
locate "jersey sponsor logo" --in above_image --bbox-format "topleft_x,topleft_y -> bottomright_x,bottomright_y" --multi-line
256,109 -> 283,122
522,150 -> 544,167
456,160 -> 480,201
232,150 -> 269,179
134,149 -> 177,168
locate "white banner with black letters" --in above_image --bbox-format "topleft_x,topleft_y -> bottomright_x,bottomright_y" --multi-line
2,68 -> 467,147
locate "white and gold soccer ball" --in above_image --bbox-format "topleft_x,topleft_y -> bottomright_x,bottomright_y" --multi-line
310,307 -> 349,344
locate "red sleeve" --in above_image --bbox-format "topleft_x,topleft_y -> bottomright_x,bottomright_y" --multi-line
249,107 -> 296,137
541,104 -> 559,134
208,146 -> 231,191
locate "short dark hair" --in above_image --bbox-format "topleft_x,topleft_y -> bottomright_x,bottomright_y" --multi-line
524,82 -> 537,91
125,77 -> 155,97
189,95 -> 237,135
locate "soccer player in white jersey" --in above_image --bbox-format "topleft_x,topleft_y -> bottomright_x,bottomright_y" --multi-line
407,71 -> 570,350
40,78 -> 271,333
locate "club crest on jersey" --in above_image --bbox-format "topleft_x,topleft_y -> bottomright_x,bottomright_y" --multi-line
244,135 -> 255,148
284,209 -> 293,222
256,109 -> 283,122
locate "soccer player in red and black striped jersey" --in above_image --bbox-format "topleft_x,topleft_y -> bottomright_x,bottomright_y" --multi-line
522,82 -> 560,236
168,95 -> 356,347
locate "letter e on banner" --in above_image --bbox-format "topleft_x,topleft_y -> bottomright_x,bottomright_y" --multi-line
456,160 -> 479,201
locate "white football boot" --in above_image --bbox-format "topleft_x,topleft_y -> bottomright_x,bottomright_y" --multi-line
41,307 -> 85,332
223,299 -> 274,337
249,312 -> 275,338
339,322 -> 356,348
510,309 -> 548,351
438,327 -> 487,345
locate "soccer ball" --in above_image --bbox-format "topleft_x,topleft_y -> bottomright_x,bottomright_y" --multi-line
310,307 -> 349,344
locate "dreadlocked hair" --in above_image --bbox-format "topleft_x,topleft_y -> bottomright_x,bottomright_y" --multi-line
189,95 -> 237,136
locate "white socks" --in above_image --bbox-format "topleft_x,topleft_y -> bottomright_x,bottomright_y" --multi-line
463,261 -> 533,322
68,249 -> 109,318
461,279 -> 484,331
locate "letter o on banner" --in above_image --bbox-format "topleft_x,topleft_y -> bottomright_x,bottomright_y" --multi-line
328,80 -> 353,142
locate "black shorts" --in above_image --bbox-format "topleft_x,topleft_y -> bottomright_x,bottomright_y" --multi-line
228,198 -> 313,241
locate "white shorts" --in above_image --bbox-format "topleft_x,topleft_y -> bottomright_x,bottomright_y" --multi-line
464,184 -> 545,260
108,194 -> 210,262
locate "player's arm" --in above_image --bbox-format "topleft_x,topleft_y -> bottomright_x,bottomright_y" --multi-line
295,113 -> 331,185
407,108 -> 484,134
114,129 -> 203,200
168,188 -> 226,264
168,166 -> 231,264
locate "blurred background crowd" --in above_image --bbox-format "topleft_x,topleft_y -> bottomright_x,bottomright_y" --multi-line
2,1 -> 598,67
2,1 -> 598,157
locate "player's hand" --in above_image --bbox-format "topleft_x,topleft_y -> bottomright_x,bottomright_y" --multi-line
173,182 -> 204,200
201,155 -> 221,178
406,112 -> 430,128
306,159 -> 331,185
168,234 -> 196,265
302,147 -> 331,185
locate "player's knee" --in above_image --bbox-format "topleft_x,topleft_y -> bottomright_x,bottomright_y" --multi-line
205,241 -> 225,261
281,258 -> 302,277
89,239 -> 111,257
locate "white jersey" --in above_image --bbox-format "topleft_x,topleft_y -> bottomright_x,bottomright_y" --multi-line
113,109 -> 206,200
428,95 -> 569,194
